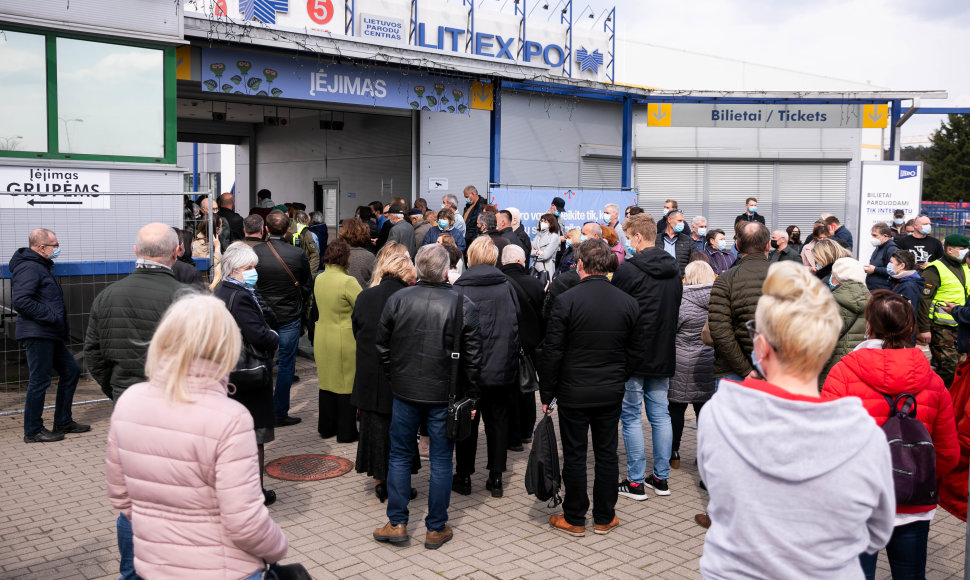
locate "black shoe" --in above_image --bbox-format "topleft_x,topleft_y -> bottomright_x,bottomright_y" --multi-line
52,420 -> 91,434
276,416 -> 301,427
507,443 -> 524,452
263,488 -> 277,506
617,479 -> 647,501
670,450 -> 681,469
24,428 -> 65,443
292,375 -> 301,383
699,480 -> 707,491
451,475 -> 471,496
644,474 -> 670,496
375,483 -> 387,503
521,436 -> 533,444
410,487 -> 418,500
485,475 -> 503,498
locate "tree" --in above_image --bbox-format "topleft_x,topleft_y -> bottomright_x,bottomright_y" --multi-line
922,114 -> 970,202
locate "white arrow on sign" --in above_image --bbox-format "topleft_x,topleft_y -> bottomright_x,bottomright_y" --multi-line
868,107 -> 885,122
653,109 -> 667,120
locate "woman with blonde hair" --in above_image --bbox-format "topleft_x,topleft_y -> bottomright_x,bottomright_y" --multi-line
801,221 -> 830,269
106,294 -> 288,579
812,238 -> 851,285
668,260 -> 716,469
697,261 -> 895,579
192,218 -> 222,267
211,242 -> 280,505
352,253 -> 421,502
369,241 -> 412,287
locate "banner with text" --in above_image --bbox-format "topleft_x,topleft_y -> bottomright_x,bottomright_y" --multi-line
857,161 -> 922,264
488,187 -> 639,236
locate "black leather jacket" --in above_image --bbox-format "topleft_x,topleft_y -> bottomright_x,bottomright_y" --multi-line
377,281 -> 483,404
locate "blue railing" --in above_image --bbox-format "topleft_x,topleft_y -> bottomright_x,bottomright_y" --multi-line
921,201 -> 970,238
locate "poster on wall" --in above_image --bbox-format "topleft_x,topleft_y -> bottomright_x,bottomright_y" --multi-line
857,161 -> 923,264
0,167 -> 111,209
488,187 -> 638,236
201,48 -> 471,114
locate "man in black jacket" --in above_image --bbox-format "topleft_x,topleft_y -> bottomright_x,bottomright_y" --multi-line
654,209 -> 692,277
374,244 -> 483,550
613,213 -> 683,500
539,240 -> 644,537
734,196 -> 766,227
462,185 -> 486,249
254,211 -> 311,426
497,210 -> 525,252
11,228 -> 89,443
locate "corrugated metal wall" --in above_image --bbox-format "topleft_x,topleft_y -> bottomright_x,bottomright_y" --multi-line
0,0 -> 182,41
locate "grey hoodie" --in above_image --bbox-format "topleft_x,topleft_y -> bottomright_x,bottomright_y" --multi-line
698,379 -> 895,579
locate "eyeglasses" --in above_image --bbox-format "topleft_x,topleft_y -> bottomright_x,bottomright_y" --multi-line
41,243 -> 60,248
744,319 -> 775,349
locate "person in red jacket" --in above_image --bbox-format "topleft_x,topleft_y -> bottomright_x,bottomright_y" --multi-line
823,289 -> 959,580
939,356 -> 970,522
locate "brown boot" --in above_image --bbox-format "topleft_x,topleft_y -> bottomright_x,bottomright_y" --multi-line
424,524 -> 453,549
549,514 -> 585,537
593,515 -> 619,535
694,513 -> 711,529
373,522 -> 409,543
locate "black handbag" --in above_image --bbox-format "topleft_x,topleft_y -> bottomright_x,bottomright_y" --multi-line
263,562 -> 312,580
516,348 -> 539,393
445,289 -> 475,441
227,291 -> 270,394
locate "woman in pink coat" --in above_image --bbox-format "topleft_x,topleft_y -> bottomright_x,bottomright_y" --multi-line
106,294 -> 288,580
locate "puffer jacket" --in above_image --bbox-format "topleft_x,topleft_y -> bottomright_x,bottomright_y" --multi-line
708,253 -> 770,377
9,248 -> 68,341
866,239 -> 899,291
654,230 -> 693,276
819,280 -> 869,385
84,267 -> 185,400
669,284 -> 715,404
611,246 -> 683,377
893,272 -> 924,321
377,281 -> 483,404
454,264 -> 521,387
105,360 -> 288,579
940,357 -> 970,521
823,343 -> 959,513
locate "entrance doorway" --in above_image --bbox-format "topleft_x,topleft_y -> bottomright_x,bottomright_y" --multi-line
314,179 -> 339,231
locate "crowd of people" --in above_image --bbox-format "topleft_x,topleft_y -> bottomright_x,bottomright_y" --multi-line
9,187 -> 970,578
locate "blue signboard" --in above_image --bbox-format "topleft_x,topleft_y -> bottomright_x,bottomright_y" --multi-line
488,187 -> 638,236
201,48 -> 471,114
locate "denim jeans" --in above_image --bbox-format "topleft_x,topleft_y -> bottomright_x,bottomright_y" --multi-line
717,373 -> 746,390
859,520 -> 930,580
116,514 -> 142,580
387,397 -> 453,532
22,338 -> 80,436
620,375 -> 672,481
273,318 -> 302,419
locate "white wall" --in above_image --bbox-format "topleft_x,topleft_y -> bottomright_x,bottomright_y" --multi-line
419,109 -> 490,200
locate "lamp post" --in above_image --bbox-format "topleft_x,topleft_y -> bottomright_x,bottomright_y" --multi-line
59,117 -> 83,151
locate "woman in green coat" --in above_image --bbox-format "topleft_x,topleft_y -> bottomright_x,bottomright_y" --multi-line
818,257 -> 870,388
314,239 -> 362,442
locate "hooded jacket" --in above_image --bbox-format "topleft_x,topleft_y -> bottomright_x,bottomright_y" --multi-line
9,248 -> 68,341
698,379 -> 895,580
453,264 -> 521,387
669,284 -> 715,404
612,246 -> 683,377
823,344 -> 959,513
708,254 -> 770,378
819,280 -> 869,385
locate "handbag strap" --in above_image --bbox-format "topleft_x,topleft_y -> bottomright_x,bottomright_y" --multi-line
266,239 -> 299,287
449,288 -> 464,403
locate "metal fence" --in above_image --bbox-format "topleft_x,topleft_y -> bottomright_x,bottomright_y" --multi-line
0,191 -> 214,414
921,201 -> 970,239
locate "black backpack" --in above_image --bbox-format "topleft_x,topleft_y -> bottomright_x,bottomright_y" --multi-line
881,393 -> 937,506
525,411 -> 562,507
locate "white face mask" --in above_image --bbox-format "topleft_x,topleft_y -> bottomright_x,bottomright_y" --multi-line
539,222 -> 549,231
870,237 -> 882,247
959,249 -> 969,261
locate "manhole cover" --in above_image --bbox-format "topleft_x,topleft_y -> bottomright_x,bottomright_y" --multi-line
266,454 -> 354,481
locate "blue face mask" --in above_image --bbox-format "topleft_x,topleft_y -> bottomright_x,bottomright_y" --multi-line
921,224 -> 931,235
554,210 -> 561,217
580,234 -> 588,243
662,208 -> 670,217
893,218 -> 904,225
748,205 -> 758,214
438,219 -> 449,230
242,269 -> 258,288
673,222 -> 685,234
602,214 -> 612,226
565,239 -> 572,248
717,240 -> 727,251
50,247 -> 61,260
750,346 -> 766,379
828,279 -> 838,291
624,238 -> 633,253
886,262 -> 896,276
697,227 -> 707,237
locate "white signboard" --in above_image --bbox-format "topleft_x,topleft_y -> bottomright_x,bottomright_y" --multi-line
857,161 -> 923,264
428,177 -> 448,191
359,13 -> 405,43
0,167 -> 111,209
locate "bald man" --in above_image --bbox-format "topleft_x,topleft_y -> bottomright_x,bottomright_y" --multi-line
11,228 -> 89,443
217,192 -> 245,243
85,223 -> 185,402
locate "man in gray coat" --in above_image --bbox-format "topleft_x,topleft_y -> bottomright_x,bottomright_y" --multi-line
386,204 -> 416,259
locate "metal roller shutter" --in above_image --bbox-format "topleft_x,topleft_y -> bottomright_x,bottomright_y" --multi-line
579,156 -> 622,189
707,163 -> 773,243
775,163 -> 849,239
635,161 -> 704,222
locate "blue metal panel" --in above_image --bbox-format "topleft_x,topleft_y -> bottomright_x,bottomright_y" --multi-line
0,258 -> 211,279
913,108 -> 970,114
490,82 -> 502,184
621,95 -> 632,188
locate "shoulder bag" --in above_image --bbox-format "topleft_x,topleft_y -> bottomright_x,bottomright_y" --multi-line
266,239 -> 312,332
227,290 -> 271,394
446,289 -> 476,441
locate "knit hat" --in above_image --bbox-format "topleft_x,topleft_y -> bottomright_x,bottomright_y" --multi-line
831,258 -> 866,285
945,234 -> 970,248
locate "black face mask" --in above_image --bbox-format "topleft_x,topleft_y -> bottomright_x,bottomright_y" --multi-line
790,232 -> 800,244
770,240 -> 779,249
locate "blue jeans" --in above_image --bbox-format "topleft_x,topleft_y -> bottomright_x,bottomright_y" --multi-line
273,318 -> 301,419
387,397 -> 453,532
717,373 -> 746,390
859,520 -> 930,580
22,338 -> 80,435
620,375 -> 672,481
116,514 -> 142,580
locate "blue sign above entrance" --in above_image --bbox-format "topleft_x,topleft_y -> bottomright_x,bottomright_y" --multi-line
200,48 -> 471,114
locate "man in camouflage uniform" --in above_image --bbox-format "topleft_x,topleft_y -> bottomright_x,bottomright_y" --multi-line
918,233 -> 970,387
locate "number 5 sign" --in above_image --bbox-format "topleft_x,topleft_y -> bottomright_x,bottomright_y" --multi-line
307,0 -> 334,24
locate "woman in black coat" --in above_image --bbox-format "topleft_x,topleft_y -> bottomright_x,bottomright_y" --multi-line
350,253 -> 420,502
211,242 -> 280,506
452,236 -> 521,498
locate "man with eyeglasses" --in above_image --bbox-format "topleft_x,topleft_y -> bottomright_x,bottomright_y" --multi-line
10,229 -> 90,443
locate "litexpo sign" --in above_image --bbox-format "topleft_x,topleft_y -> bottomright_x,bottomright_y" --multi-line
415,23 -> 566,68
857,161 -> 922,264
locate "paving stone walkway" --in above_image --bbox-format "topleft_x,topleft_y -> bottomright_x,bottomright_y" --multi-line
1,358 -> 965,579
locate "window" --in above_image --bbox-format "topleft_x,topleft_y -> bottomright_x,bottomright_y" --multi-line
0,30 -> 47,152
0,27 -> 174,163
56,38 -> 165,157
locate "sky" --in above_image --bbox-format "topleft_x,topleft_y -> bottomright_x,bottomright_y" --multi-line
609,0 -> 970,145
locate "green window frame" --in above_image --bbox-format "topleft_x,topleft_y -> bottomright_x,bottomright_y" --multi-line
0,26 -> 176,164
